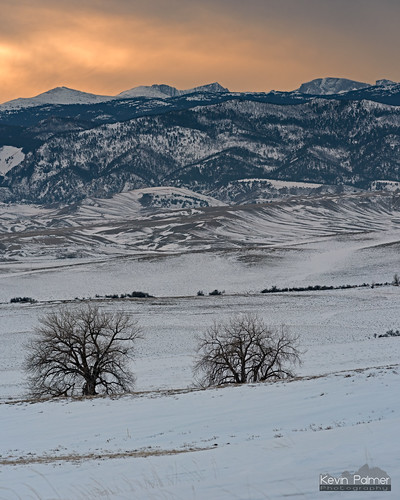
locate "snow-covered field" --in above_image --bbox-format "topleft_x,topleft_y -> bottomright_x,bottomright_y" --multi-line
1,287 -> 400,401
1,367 -> 399,499
1,192 -> 400,499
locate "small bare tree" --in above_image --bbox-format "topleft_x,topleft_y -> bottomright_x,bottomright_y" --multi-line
194,313 -> 301,387
25,305 -> 142,398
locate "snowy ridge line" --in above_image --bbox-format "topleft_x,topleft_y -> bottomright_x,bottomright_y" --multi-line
286,363 -> 400,383
0,82 -> 229,109
2,363 -> 398,406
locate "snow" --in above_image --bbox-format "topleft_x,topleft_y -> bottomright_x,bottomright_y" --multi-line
371,180 -> 400,192
0,146 -> 25,174
376,79 -> 397,86
118,82 -> 229,100
297,77 -> 370,95
1,191 -> 400,498
236,178 -> 323,189
79,187 -> 224,220
2,191 -> 399,262
1,367 -> 399,499
0,87 -> 114,110
117,86 -> 170,99
0,82 -> 229,109
1,286 -> 400,400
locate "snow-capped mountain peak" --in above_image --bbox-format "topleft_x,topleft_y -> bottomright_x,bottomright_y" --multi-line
117,82 -> 229,100
184,82 -> 229,94
296,77 -> 370,95
117,85 -> 174,99
0,86 -> 114,110
375,79 -> 397,87
1,82 -> 230,109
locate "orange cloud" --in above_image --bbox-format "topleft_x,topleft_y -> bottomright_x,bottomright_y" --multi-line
0,0 -> 399,103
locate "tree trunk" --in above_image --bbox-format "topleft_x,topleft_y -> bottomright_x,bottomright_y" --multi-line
82,378 -> 97,396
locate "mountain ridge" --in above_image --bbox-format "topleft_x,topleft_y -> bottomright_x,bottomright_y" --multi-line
2,97 -> 399,205
295,77 -> 370,95
3,77 -> 399,110
1,77 -> 400,206
0,82 -> 229,110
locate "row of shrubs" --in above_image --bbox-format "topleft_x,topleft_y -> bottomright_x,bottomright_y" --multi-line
96,291 -> 154,299
376,329 -> 400,338
9,275 -> 400,304
10,292 -> 154,304
74,291 -> 154,300
261,282 -> 392,294
10,297 -> 37,304
197,289 -> 225,296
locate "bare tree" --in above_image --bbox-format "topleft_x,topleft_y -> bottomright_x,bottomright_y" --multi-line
25,305 -> 142,398
194,313 -> 301,387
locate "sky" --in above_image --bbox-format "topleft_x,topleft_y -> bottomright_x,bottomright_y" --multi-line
0,0 -> 399,103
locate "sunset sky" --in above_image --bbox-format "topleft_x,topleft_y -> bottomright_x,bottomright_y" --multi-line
1,0 -> 399,103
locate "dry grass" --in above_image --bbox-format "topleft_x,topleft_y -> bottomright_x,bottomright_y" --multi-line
0,445 -> 213,466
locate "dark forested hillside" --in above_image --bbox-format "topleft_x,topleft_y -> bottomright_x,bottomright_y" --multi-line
1,94 -> 400,204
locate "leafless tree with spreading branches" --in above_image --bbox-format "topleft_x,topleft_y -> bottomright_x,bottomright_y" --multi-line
25,305 -> 142,398
194,313 -> 301,387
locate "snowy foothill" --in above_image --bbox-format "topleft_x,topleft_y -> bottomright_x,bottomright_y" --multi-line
1,366 -> 399,499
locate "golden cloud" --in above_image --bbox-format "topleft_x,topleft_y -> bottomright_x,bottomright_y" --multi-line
0,0 -> 399,103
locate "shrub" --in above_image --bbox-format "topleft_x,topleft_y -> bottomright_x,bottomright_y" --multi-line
378,329 -> 400,338
10,297 -> 37,304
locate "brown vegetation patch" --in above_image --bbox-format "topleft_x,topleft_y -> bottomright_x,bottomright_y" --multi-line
0,446 -> 213,466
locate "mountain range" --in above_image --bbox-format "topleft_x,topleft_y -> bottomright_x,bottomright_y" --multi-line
1,77 -> 397,110
0,82 -> 229,110
0,77 -> 399,205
